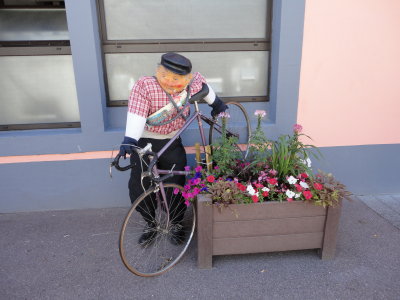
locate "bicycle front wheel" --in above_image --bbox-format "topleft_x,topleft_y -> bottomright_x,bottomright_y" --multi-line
209,101 -> 251,158
119,184 -> 195,277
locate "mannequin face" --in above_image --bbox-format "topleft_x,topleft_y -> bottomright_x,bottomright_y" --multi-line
155,65 -> 192,94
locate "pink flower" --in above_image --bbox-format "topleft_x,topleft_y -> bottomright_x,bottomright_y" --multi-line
254,110 -> 267,118
302,190 -> 313,200
184,185 -> 191,191
184,166 -> 191,172
252,195 -> 259,203
313,182 -> 324,190
184,200 -> 191,207
255,183 -> 264,188
287,198 -> 294,202
193,178 -> 201,185
269,169 -> 278,176
207,175 -> 215,183
173,188 -> 180,195
192,187 -> 200,196
218,111 -> 230,118
214,166 -> 219,170
293,124 -> 303,133
195,165 -> 203,172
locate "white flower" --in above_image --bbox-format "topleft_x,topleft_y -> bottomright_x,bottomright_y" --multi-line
295,193 -> 301,198
300,181 -> 309,189
286,190 -> 295,198
262,187 -> 270,192
301,157 -> 312,168
287,176 -> 298,185
246,185 -> 256,196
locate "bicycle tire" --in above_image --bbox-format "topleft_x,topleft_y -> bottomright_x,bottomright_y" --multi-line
119,183 -> 195,277
209,101 -> 251,158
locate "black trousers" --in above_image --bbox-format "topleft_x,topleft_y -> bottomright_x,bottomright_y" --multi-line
129,137 -> 187,224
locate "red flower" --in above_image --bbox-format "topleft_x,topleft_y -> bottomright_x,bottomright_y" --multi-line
252,195 -> 259,203
207,175 -> 215,183
313,182 -> 324,190
267,178 -> 278,185
262,191 -> 269,197
294,184 -> 303,192
287,198 -> 293,202
302,190 -> 313,200
255,183 -> 264,188
236,183 -> 247,191
300,173 -> 308,179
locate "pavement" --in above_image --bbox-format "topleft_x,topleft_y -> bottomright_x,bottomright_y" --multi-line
1,195 -> 399,300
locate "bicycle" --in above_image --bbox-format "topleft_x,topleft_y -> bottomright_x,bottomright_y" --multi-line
111,85 -> 251,277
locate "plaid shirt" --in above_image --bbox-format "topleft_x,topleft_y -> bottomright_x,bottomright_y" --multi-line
127,72 -> 206,135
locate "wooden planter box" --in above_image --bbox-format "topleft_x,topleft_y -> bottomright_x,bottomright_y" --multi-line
196,194 -> 342,269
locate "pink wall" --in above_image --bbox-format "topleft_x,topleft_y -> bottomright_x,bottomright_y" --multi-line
297,0 -> 400,147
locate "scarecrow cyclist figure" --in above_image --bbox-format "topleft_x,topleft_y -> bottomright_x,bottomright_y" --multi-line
119,52 -> 228,246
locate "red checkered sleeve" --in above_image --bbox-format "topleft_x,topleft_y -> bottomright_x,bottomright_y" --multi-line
189,72 -> 207,96
127,77 -> 151,118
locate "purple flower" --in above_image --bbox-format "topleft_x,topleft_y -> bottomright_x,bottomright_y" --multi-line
184,166 -> 191,172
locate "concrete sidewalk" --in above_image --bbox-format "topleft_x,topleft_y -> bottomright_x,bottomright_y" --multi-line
1,196 -> 399,300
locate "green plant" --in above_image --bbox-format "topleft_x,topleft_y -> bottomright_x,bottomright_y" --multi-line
183,110 -> 350,208
312,170 -> 352,207
211,112 -> 242,176
269,124 -> 321,182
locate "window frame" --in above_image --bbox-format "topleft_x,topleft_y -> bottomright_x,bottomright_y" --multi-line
0,3 -> 81,131
97,0 -> 273,107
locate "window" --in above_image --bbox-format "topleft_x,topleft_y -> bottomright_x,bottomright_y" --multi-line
0,0 -> 80,131
98,0 -> 272,106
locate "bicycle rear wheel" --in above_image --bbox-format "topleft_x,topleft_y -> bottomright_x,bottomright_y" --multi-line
119,184 -> 195,277
209,101 -> 251,158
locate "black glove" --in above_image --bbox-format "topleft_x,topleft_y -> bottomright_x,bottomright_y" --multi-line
210,96 -> 228,118
119,136 -> 138,157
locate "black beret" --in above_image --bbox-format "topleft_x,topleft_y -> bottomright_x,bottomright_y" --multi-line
160,52 -> 192,75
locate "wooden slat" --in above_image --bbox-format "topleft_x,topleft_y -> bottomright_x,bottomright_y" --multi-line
211,200 -> 327,221
196,195 -> 213,269
213,216 -> 326,238
213,232 -> 324,255
320,198 -> 343,259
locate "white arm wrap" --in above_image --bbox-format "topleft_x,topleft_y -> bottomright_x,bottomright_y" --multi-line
125,112 -> 146,141
203,84 -> 217,105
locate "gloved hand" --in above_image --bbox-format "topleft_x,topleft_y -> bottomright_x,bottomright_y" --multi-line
210,96 -> 228,118
119,136 -> 138,157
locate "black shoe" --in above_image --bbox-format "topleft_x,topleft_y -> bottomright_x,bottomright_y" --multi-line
169,223 -> 186,245
138,222 -> 157,246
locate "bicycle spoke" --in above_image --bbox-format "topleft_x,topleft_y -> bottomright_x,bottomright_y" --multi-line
119,184 -> 195,277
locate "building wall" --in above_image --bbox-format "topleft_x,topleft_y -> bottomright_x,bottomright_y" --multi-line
1,0 -> 399,213
296,0 -> 400,194
298,0 -> 400,147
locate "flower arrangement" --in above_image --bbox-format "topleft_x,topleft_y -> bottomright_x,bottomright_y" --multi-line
183,110 -> 351,208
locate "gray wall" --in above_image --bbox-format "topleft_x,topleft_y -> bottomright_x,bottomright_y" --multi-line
1,0 -> 399,213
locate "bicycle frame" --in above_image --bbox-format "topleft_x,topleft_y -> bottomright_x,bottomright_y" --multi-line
147,101 -> 223,226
